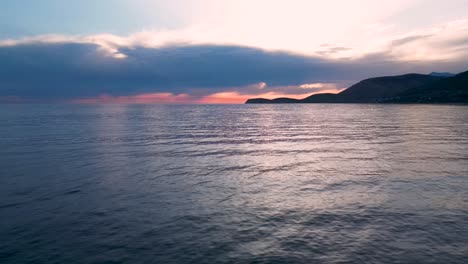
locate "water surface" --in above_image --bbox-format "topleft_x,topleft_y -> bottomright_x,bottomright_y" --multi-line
1,104 -> 467,263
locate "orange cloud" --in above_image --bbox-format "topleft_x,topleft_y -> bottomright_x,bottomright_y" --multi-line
70,88 -> 343,104
70,93 -> 194,104
196,92 -> 314,104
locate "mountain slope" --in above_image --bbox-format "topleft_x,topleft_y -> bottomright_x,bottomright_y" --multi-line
245,97 -> 300,104
386,71 -> 468,103
430,72 -> 455,77
245,73 -> 452,104
335,74 -> 443,103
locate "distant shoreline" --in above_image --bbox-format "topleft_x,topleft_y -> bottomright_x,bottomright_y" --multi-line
246,71 -> 468,104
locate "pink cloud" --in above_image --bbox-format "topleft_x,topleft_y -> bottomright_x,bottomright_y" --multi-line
69,88 -> 343,104
70,93 -> 194,104
196,92 -> 315,104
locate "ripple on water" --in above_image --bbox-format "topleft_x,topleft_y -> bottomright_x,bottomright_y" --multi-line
0,104 -> 467,263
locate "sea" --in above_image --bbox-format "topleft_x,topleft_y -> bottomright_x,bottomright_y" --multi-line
1,104 -> 467,264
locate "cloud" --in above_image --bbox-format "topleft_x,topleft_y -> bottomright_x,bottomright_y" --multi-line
316,47 -> 352,57
70,91 -> 327,104
299,83 -> 334,89
0,42 -> 356,101
70,93 -> 193,104
384,19 -> 468,61
196,91 -> 318,104
255,82 -> 267,90
391,35 -> 433,47
2,17 -> 468,59
0,33 -> 467,103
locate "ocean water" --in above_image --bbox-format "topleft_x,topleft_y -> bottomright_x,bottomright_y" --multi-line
1,104 -> 467,264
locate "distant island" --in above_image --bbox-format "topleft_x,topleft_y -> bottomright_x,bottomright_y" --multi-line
245,71 -> 468,104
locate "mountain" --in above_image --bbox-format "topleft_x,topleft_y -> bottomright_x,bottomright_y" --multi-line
246,73 -> 448,104
429,72 -> 455,77
318,73 -> 443,103
385,71 -> 468,103
301,93 -> 343,103
245,97 -> 300,104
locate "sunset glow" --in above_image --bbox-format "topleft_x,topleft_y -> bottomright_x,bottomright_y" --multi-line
1,2 -> 468,263
70,89 -> 344,104
1,1 -> 467,103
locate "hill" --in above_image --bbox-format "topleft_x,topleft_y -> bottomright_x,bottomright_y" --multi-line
385,71 -> 468,103
245,72 -> 467,104
245,97 -> 300,104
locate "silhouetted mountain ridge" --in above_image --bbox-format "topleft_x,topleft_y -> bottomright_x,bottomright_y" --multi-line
429,72 -> 455,77
385,71 -> 468,103
245,71 -> 467,104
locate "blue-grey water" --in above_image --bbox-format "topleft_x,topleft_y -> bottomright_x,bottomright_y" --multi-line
1,104 -> 468,264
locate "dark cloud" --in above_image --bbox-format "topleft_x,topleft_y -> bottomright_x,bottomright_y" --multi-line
0,42 -> 466,100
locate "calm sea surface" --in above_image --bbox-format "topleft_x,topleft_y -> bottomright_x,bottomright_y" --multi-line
1,104 -> 467,264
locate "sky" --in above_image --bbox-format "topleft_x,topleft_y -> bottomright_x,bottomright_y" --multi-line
1,0 -> 468,104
